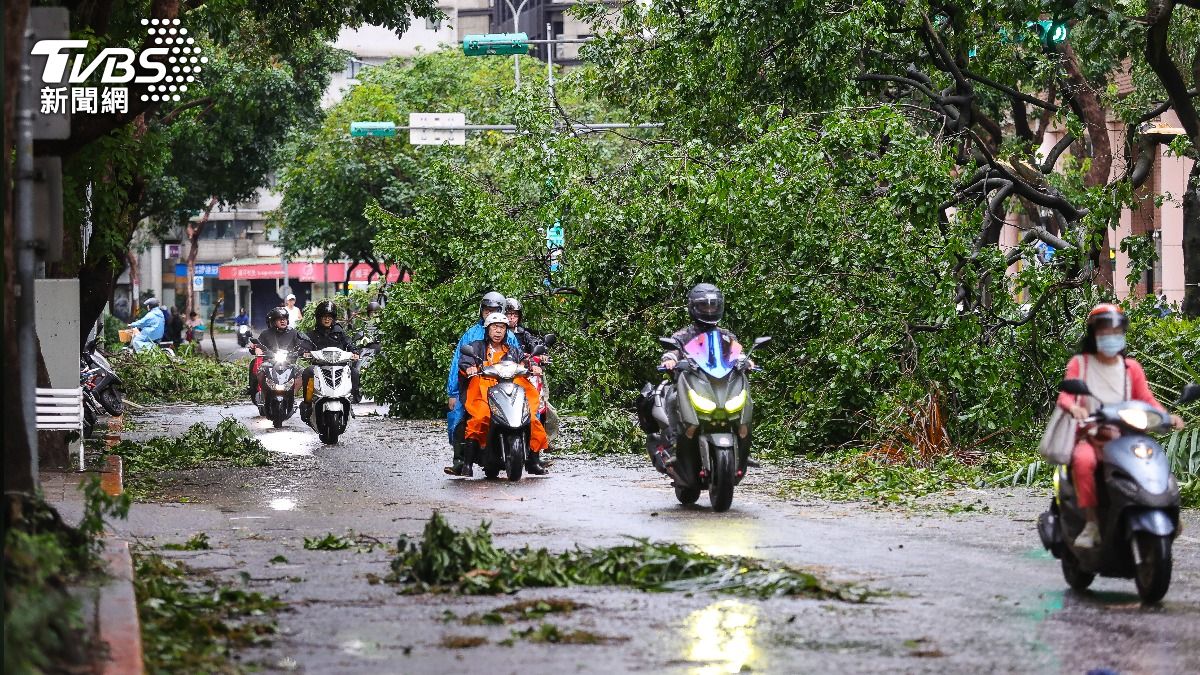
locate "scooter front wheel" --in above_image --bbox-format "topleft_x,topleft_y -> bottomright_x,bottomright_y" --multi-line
708,448 -> 736,512
1133,533 -> 1172,603
505,435 -> 525,482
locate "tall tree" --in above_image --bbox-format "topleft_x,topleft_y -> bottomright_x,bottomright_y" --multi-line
580,0 -> 1200,312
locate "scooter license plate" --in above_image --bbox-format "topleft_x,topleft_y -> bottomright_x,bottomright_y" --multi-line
324,401 -> 344,412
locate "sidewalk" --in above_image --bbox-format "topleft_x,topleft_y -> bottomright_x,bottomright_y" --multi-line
41,419 -> 143,675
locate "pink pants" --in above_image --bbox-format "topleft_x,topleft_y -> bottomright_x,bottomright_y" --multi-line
1071,440 -> 1100,508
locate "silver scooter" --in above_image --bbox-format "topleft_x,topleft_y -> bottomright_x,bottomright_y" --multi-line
457,343 -> 546,481
1038,379 -> 1199,603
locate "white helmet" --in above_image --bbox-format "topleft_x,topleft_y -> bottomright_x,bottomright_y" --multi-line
484,312 -> 508,328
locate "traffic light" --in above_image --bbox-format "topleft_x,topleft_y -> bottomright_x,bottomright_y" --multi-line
350,122 -> 397,137
462,33 -> 529,57
1029,19 -> 1069,47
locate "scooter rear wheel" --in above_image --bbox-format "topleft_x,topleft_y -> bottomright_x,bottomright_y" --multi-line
1133,533 -> 1172,603
1061,551 -> 1095,592
272,417 -> 283,429
98,387 -> 124,416
675,485 -> 701,505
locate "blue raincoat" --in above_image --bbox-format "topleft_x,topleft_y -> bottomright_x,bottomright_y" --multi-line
446,321 -> 520,444
129,307 -> 166,351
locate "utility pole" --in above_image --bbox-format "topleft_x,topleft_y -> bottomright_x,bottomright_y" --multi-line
503,0 -> 529,89
16,20 -> 39,475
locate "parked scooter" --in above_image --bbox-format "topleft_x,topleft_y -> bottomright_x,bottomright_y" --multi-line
304,346 -> 356,444
351,329 -> 380,401
457,342 -> 547,481
1038,379 -> 1200,603
236,324 -> 252,348
640,332 -> 770,512
248,336 -> 304,428
82,338 -> 124,416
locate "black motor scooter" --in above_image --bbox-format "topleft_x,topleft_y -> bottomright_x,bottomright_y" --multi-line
1038,379 -> 1200,603
249,336 -> 304,429
639,331 -> 770,512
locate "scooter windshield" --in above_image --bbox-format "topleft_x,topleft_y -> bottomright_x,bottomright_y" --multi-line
682,330 -> 742,379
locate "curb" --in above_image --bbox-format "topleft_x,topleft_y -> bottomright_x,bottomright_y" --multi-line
98,539 -> 144,675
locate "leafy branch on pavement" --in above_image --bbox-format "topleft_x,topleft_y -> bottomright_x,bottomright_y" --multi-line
111,348 -> 247,405
163,533 -> 212,551
388,513 -> 871,601
134,553 -> 284,674
111,419 -> 269,500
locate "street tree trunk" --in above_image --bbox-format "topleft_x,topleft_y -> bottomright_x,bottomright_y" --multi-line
184,197 -> 219,316
1183,161 -> 1200,316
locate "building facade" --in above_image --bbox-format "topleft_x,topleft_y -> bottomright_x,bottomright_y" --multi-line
124,11 -> 454,328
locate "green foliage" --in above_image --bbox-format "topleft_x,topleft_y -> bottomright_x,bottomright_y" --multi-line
303,533 -> 354,550
163,533 -> 212,551
134,553 -> 284,674
388,513 -> 869,601
3,480 -> 130,674
112,419 -> 269,499
112,348 -> 247,404
371,106 -> 1086,459
577,408 -> 642,455
781,448 -> 1048,505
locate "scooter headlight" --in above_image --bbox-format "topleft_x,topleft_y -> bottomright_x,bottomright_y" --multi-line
1131,442 -> 1155,459
725,389 -> 747,413
688,388 -> 717,414
274,352 -> 287,364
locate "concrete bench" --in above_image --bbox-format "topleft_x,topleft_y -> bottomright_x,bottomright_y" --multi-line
36,387 -> 85,470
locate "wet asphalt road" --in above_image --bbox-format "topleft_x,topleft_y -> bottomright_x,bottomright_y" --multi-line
74,403 -> 1200,674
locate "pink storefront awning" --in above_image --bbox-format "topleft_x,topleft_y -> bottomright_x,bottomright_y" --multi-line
218,261 -> 405,283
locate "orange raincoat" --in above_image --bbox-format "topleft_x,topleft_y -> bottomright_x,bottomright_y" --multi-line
464,343 -> 548,452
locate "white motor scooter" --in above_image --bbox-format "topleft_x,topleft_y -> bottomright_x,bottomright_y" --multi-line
306,346 -> 356,444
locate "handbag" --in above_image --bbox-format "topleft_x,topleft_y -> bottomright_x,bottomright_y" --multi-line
1038,355 -> 1082,465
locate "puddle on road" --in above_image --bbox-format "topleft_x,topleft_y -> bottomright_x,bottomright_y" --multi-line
683,600 -> 760,674
684,519 -> 760,558
269,497 -> 297,511
257,430 -> 317,457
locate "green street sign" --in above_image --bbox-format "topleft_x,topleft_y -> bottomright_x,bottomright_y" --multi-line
350,121 -> 397,137
463,33 -> 529,56
1030,19 -> 1069,46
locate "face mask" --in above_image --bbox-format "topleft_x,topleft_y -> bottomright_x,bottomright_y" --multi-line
1096,334 -> 1126,357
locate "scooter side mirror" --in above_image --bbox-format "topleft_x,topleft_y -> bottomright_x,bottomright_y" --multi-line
529,344 -> 547,357
542,333 -> 557,348
1177,383 -> 1200,405
753,336 -> 772,347
1058,379 -> 1091,396
657,336 -> 678,350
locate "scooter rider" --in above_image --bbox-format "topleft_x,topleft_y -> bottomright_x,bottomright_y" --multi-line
461,312 -> 549,475
445,292 -> 521,476
1058,303 -> 1183,549
128,297 -> 167,351
507,297 -> 558,460
250,307 -> 306,398
301,300 -> 359,423
643,283 -> 747,462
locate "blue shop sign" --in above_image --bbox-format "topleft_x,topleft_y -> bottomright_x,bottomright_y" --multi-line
175,263 -> 220,277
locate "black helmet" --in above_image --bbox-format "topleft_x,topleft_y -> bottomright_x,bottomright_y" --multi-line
267,306 -> 289,331
687,283 -> 724,326
367,301 -> 382,314
144,297 -> 160,309
315,300 -> 337,320
505,297 -> 522,315
480,291 -> 506,316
